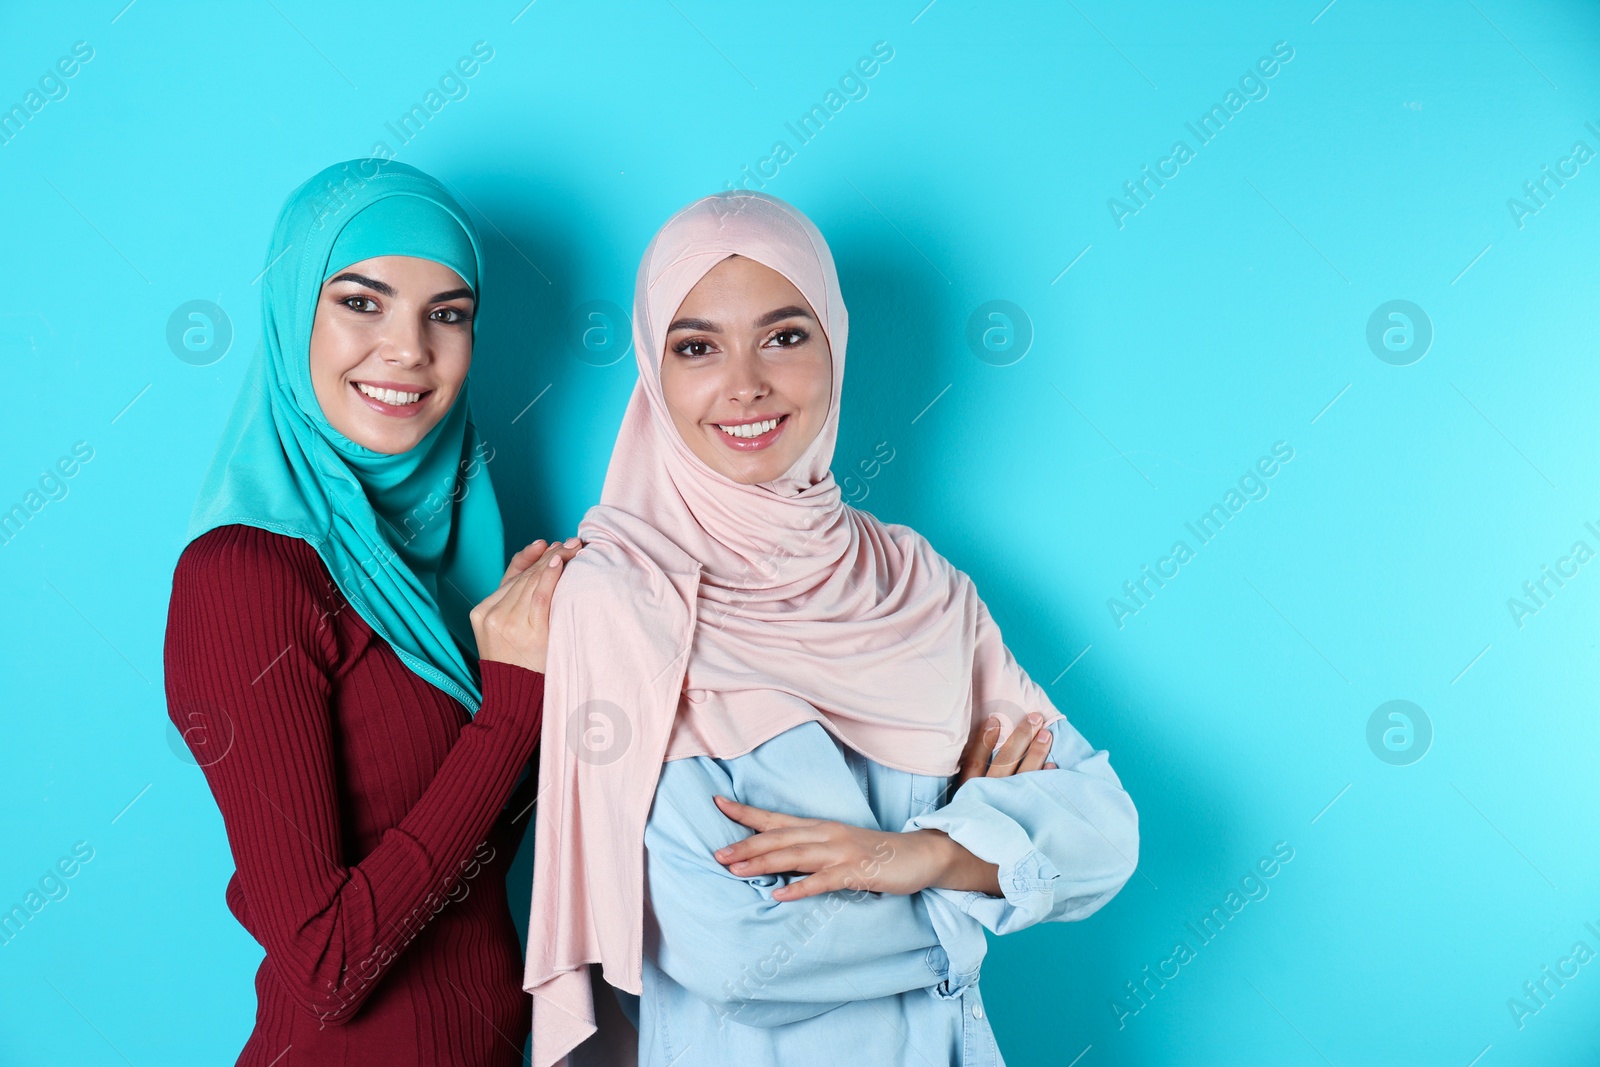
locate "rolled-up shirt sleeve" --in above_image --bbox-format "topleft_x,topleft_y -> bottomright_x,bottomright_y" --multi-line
905,717 -> 1140,935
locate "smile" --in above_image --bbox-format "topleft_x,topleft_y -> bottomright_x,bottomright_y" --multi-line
712,414 -> 789,452
357,382 -> 424,405
352,380 -> 432,418
717,417 -> 782,438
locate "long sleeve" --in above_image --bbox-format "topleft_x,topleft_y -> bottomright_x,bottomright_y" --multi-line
163,526 -> 546,1026
642,726 -> 983,1030
906,716 -> 1140,935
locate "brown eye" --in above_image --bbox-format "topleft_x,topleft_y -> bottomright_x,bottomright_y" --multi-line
342,295 -> 378,313
767,327 -> 808,348
432,306 -> 471,324
674,338 -> 714,358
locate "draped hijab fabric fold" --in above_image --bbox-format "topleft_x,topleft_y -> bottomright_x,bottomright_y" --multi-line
186,158 -> 504,711
523,191 -> 1063,1066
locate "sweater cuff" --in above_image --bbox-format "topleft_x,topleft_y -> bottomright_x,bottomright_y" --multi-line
476,661 -> 546,730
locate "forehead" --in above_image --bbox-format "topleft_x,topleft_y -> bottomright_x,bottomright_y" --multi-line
319,255 -> 473,301
673,255 -> 812,316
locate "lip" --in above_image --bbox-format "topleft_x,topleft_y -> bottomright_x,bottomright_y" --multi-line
351,379 -> 433,419
710,413 -> 789,452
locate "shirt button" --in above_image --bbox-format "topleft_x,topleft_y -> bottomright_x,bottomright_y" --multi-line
971,1002 -> 984,1020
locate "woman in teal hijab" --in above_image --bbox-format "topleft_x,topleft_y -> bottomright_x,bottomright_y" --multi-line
164,158 -> 576,1066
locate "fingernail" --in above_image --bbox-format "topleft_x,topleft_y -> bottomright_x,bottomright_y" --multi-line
714,847 -> 730,859
985,716 -> 1000,731
565,537 -> 579,547
548,555 -> 562,568
1034,731 -> 1051,745
1027,712 -> 1043,726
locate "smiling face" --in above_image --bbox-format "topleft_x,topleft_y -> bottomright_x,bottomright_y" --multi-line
659,254 -> 833,485
308,254 -> 475,454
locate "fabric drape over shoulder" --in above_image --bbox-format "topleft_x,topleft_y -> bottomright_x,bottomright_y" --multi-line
523,191 -> 1064,1066
186,158 -> 504,710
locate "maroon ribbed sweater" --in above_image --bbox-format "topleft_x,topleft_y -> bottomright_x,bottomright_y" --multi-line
164,524 -> 542,1066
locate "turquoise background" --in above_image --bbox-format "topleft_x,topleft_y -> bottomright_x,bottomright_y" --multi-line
3,1 -> 1597,1064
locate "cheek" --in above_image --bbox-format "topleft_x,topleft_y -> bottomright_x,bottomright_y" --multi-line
799,349 -> 833,421
658,361 -> 707,424
308,314 -> 367,391
434,334 -> 474,396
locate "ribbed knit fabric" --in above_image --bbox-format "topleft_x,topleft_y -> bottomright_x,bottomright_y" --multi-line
164,524 -> 543,1066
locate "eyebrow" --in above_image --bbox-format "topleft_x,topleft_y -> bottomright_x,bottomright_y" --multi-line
325,271 -> 474,304
666,305 -> 814,333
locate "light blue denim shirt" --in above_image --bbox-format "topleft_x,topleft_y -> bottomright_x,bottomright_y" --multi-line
623,715 -> 1139,1066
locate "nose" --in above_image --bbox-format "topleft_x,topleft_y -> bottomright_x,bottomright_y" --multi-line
723,344 -> 769,405
378,314 -> 429,369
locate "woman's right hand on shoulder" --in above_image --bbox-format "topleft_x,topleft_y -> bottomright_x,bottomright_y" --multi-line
469,537 -> 583,674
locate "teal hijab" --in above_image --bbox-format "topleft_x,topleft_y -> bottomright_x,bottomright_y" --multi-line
188,158 -> 504,712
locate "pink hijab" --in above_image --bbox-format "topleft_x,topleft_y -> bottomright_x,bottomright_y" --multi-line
523,191 -> 1063,1065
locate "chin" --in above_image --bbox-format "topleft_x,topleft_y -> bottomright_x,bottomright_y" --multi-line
358,434 -> 417,455
732,457 -> 796,485
375,435 -> 426,455
345,412 -> 435,455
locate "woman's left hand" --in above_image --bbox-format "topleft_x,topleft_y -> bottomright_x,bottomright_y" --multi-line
712,795 -> 998,901
954,710 -> 1058,790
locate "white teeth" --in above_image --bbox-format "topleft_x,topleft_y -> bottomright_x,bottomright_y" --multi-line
357,383 -> 422,405
717,417 -> 780,439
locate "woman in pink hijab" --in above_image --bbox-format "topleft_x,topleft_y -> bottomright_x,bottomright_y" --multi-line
524,191 -> 1139,1066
